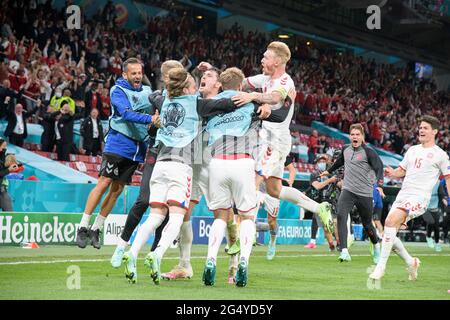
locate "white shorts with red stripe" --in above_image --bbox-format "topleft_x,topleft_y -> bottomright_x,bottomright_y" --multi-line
254,130 -> 291,179
263,193 -> 280,218
390,194 -> 430,222
208,156 -> 257,216
149,161 -> 193,209
256,145 -> 290,179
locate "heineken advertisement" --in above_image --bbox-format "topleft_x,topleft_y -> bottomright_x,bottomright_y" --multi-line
0,213 -> 84,245
0,213 -> 325,246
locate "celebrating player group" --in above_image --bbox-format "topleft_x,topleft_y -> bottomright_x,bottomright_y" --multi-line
74,40 -> 450,288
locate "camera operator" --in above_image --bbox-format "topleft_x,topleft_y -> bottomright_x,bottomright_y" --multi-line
304,154 -> 340,251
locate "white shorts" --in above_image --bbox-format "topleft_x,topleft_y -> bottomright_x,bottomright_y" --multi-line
208,157 -> 257,216
255,144 -> 291,179
390,194 -> 429,222
149,161 -> 193,209
257,190 -> 280,218
191,164 -> 210,206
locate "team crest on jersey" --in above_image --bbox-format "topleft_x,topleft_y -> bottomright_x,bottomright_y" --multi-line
356,154 -> 363,161
132,95 -> 138,104
163,103 -> 186,129
427,152 -> 434,159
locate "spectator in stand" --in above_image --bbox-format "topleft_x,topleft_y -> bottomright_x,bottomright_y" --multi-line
99,86 -> 111,120
0,79 -> 23,119
72,73 -> 89,106
38,105 -> 59,152
85,82 -> 102,118
307,129 -> 319,164
55,101 -> 82,161
48,87 -> 62,110
8,66 -> 27,92
56,88 -> 76,114
369,118 -> 382,146
4,101 -> 39,147
80,108 -> 103,156
109,50 -> 122,77
317,134 -> 330,155
0,57 -> 9,83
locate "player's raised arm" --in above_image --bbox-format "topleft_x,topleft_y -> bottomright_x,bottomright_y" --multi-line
384,165 -> 406,178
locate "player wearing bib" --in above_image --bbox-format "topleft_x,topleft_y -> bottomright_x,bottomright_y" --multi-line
160,66 -> 223,281
76,58 -> 160,250
110,60 -> 182,272
202,67 -> 286,287
123,68 -> 240,285
369,115 -> 450,285
232,41 -> 334,234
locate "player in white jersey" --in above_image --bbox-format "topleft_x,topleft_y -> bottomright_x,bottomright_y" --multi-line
231,41 -> 334,245
369,115 -> 450,286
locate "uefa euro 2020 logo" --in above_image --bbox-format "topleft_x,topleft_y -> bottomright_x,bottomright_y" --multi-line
163,103 -> 186,131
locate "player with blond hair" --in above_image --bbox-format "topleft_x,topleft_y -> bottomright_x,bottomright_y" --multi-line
231,41 -> 334,260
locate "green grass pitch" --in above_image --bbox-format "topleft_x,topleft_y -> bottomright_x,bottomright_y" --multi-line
1,242 -> 449,300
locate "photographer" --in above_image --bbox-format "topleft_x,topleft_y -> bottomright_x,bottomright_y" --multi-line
0,139 -> 19,211
304,154 -> 339,251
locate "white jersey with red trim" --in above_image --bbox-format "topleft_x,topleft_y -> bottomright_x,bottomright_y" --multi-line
246,73 -> 295,150
397,144 -> 450,199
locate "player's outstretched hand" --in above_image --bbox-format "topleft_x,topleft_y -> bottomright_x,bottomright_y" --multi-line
377,187 -> 386,199
320,170 -> 330,177
152,109 -> 161,128
232,92 -> 254,106
257,104 -> 271,119
384,165 -> 394,177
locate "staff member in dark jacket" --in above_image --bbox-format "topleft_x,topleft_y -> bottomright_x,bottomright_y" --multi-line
38,106 -> 59,152
4,102 -> 39,147
321,123 -> 384,263
80,108 -> 104,156
0,139 -> 18,211
55,101 -> 82,161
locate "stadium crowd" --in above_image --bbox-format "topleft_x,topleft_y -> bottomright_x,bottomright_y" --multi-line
0,0 -> 449,162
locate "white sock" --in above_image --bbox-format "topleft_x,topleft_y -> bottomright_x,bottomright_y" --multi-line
179,221 -> 193,268
130,213 -> 165,259
239,219 -> 256,264
117,237 -> 128,250
392,236 -> 414,266
342,248 -> 349,254
80,213 -> 91,228
91,214 -> 106,231
378,226 -> 397,269
207,219 -> 227,262
280,186 -> 319,214
229,254 -> 238,272
310,239 -> 316,245
154,214 -> 184,260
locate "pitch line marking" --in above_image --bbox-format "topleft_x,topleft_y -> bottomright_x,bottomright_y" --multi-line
1,253 -> 449,266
